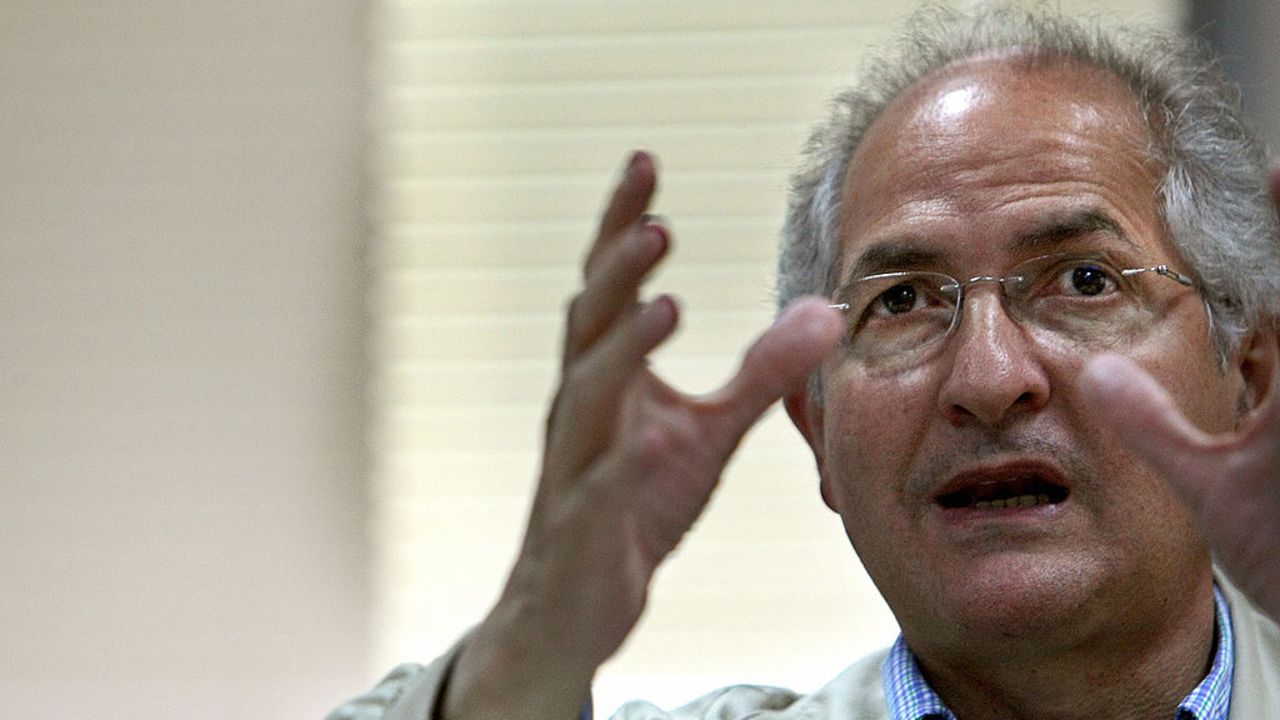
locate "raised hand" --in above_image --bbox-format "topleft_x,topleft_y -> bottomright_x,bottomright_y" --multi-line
443,152 -> 843,720
1080,351 -> 1280,624
1077,167 -> 1280,624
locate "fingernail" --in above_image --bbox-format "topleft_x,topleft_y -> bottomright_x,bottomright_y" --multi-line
632,223 -> 663,253
642,294 -> 677,330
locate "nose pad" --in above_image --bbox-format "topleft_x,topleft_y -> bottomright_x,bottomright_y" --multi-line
939,287 -> 1050,427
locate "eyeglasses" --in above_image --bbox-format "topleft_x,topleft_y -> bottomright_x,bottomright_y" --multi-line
829,253 -> 1202,371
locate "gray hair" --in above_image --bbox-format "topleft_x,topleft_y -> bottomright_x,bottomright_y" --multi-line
778,3 -> 1278,376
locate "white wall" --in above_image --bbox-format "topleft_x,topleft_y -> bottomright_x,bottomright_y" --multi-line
0,3 -> 370,717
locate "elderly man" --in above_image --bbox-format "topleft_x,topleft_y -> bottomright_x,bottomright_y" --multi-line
332,6 -> 1280,719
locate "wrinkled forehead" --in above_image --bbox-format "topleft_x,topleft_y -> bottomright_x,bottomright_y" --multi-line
838,55 -> 1165,273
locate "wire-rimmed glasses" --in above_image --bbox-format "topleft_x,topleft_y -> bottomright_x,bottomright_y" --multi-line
829,253 -> 1202,371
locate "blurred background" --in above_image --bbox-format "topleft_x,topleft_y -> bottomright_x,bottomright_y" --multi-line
2,1 -> 1276,717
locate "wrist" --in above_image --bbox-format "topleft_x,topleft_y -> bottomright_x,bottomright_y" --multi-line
442,600 -> 596,720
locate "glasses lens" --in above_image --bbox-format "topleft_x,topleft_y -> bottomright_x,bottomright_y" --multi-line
843,272 -> 959,367
1004,254 -> 1150,345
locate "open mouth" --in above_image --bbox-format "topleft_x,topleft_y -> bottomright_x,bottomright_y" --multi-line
936,474 -> 1070,511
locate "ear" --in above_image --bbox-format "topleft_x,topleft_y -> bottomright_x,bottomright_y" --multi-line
1233,325 -> 1280,423
784,387 -> 837,513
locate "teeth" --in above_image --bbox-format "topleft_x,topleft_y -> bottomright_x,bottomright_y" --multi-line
974,494 -> 1053,510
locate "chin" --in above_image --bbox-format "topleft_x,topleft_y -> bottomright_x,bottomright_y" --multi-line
906,551 -> 1107,642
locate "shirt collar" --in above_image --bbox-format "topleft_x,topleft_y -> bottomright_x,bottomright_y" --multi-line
881,586 -> 1235,720
1177,584 -> 1235,720
882,635 -> 952,720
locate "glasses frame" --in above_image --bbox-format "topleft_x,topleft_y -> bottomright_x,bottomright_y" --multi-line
827,256 -> 1206,365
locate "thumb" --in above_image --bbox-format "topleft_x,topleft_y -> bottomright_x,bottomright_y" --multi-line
708,297 -> 843,442
1078,353 -> 1214,511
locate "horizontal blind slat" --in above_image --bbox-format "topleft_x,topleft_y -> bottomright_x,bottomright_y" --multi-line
380,77 -> 842,130
379,0 -> 901,40
379,28 -> 878,85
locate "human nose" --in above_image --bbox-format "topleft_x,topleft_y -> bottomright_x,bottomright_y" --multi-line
936,285 -> 1050,427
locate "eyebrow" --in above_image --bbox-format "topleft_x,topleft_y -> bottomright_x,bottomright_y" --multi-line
837,208 -> 1136,295
1014,209 -> 1135,253
839,243 -> 945,287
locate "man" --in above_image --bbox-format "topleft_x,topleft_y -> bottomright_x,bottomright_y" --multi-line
331,6 -> 1280,719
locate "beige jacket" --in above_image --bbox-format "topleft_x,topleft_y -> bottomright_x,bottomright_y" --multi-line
328,579 -> 1280,720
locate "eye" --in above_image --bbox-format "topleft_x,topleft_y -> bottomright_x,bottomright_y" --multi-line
878,283 -> 920,314
848,272 -> 958,332
1033,259 -> 1121,299
1069,264 -> 1112,296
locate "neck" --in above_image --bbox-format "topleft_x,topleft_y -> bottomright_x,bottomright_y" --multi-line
908,576 -> 1218,720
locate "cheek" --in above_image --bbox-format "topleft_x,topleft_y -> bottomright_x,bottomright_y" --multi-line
820,365 -> 938,512
1063,335 -> 1219,543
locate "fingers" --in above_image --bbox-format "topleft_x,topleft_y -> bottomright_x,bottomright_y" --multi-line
550,296 -> 680,475
1078,353 -> 1214,510
564,151 -> 666,364
564,219 -> 669,363
705,298 -> 843,446
576,295 -> 679,401
584,152 -> 658,279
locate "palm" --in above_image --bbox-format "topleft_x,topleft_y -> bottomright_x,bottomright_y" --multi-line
1082,347 -> 1280,622
1187,398 -> 1280,617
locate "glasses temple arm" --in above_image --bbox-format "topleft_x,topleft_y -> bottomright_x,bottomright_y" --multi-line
1120,265 -> 1197,287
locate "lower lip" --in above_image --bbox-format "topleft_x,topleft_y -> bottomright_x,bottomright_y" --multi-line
937,500 -> 1068,526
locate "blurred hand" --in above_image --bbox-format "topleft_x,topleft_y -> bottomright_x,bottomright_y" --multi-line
444,152 -> 843,720
1077,166 -> 1280,624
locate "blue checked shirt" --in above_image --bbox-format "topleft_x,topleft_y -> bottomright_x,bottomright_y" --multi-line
882,586 -> 1235,720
